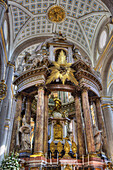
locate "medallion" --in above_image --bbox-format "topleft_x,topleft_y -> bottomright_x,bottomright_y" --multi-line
47,5 -> 66,23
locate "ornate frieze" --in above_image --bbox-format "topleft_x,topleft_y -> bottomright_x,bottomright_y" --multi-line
14,68 -> 46,92
79,78 -> 100,96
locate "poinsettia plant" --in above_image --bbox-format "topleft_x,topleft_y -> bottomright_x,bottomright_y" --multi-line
0,152 -> 21,170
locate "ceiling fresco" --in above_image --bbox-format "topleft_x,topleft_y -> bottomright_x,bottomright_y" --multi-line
8,0 -> 111,60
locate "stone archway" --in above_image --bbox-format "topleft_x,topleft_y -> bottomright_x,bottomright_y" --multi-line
101,53 -> 113,96
11,36 -> 53,63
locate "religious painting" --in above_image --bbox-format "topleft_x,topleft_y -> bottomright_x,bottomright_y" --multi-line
53,123 -> 63,141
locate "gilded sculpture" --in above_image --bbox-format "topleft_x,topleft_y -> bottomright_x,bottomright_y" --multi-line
46,50 -> 78,85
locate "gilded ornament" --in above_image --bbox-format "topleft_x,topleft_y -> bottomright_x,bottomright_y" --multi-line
0,80 -> 7,102
50,141 -> 55,157
57,141 -> 63,157
64,164 -> 72,170
54,123 -> 63,141
47,5 -> 66,23
63,140 -> 70,158
46,50 -> 78,85
54,97 -> 61,112
71,140 -> 77,158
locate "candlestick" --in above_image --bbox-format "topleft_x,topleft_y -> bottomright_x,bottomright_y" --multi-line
88,154 -> 89,166
57,152 -> 58,165
82,154 -> 84,165
50,152 -> 52,164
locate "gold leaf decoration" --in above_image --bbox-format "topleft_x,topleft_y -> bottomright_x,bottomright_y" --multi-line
57,141 -> 63,157
71,141 -> 77,158
50,141 -> 55,157
46,50 -> 78,85
63,140 -> 70,159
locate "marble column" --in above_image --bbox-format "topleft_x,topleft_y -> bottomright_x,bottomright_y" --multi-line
95,98 -> 108,154
81,88 -> 95,154
43,91 -> 49,155
0,64 -> 14,162
75,92 -> 85,156
102,103 -> 113,161
34,86 -> 44,156
10,94 -> 22,152
25,97 -> 31,125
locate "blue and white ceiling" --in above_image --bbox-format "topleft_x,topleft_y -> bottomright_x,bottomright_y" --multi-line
8,0 -> 111,61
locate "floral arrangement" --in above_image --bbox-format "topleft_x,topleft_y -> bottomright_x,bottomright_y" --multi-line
0,152 -> 21,170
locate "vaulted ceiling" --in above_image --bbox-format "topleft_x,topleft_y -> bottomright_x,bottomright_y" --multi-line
8,0 -> 111,61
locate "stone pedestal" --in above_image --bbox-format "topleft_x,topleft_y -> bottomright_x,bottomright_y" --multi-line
75,93 -> 85,156
81,88 -> 95,154
34,86 -> 44,156
10,94 -> 23,152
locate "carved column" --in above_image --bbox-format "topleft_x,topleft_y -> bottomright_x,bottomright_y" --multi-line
95,98 -> 108,154
25,97 -> 31,125
75,92 -> 85,156
81,88 -> 95,154
34,86 -> 45,156
10,94 -> 22,152
43,91 -> 49,155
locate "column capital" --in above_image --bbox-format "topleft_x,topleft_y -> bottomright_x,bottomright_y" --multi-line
7,61 -> 15,70
35,83 -> 46,90
80,85 -> 90,92
89,96 -> 101,103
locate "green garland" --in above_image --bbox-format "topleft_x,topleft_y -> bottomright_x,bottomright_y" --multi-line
0,152 -> 21,170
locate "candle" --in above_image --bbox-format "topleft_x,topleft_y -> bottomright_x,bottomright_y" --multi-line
82,155 -> 84,165
50,152 -> 52,164
57,152 -> 58,165
88,154 -> 89,166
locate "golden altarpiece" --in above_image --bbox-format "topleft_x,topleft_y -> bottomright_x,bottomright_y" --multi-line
10,33 -> 110,170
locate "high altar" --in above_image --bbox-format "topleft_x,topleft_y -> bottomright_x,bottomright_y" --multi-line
10,33 -> 110,169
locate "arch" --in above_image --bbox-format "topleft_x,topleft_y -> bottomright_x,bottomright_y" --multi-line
101,51 -> 113,96
108,84 -> 113,96
11,36 -> 53,63
101,0 -> 113,16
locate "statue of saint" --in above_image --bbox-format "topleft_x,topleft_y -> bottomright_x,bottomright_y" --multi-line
19,117 -> 31,151
93,125 -> 103,153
